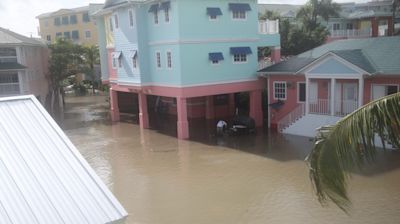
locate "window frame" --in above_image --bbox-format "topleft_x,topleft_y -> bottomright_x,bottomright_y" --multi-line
112,58 -> 117,69
109,17 -> 114,32
297,82 -> 306,103
128,9 -> 134,28
273,81 -> 287,100
84,30 -> 91,39
156,51 -> 161,69
82,12 -> 90,23
132,55 -> 138,69
166,51 -> 172,69
164,8 -> 170,23
233,53 -> 247,64
154,10 -> 159,25
232,10 -> 246,20
71,30 -> 79,40
114,14 -> 119,29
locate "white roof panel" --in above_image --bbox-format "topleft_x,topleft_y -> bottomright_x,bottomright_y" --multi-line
0,95 -> 127,224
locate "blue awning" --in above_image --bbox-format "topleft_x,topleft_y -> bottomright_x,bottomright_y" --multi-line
230,47 -> 252,55
128,50 -> 137,58
228,3 -> 251,11
148,4 -> 159,12
159,1 -> 170,10
207,7 -> 222,16
209,52 -> 224,61
112,51 -> 122,59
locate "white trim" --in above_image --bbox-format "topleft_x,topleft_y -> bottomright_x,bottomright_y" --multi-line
297,82 -> 306,103
231,11 -> 247,21
232,54 -> 248,64
370,83 -> 399,100
148,38 -> 259,46
307,73 -> 362,79
116,78 -> 259,88
166,50 -> 172,69
209,15 -> 218,21
273,81 -> 287,100
210,60 -> 220,65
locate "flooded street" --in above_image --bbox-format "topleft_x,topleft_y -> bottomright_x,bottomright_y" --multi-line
64,96 -> 400,224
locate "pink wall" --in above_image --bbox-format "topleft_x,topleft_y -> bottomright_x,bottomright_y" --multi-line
268,75 -> 305,128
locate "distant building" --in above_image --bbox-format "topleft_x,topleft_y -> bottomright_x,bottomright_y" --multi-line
93,0 -> 281,139
0,27 -> 50,104
36,4 -> 104,45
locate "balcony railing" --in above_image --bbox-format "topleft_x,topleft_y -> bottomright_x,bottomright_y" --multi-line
258,19 -> 279,34
309,99 -> 358,117
330,28 -> 372,38
0,83 -> 20,96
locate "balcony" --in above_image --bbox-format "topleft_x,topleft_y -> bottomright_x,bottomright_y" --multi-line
330,28 -> 372,39
258,19 -> 279,35
0,83 -> 20,96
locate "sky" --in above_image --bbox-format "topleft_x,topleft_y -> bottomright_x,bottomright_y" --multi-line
0,0 -> 369,38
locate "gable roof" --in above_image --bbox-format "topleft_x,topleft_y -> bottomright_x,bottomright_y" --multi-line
0,95 -> 127,224
260,36 -> 400,75
0,27 -> 45,46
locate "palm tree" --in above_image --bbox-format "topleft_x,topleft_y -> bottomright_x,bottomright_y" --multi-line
81,45 -> 100,94
297,0 -> 341,31
306,92 -> 400,212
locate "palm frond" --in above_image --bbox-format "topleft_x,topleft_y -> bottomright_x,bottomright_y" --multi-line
306,92 -> 400,213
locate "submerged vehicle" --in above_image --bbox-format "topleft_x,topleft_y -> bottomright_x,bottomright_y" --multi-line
229,115 -> 256,135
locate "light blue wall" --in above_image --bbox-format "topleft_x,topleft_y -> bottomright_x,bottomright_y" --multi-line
309,58 -> 359,74
95,17 -> 109,81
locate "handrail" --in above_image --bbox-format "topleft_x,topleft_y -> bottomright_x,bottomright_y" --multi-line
277,103 -> 305,132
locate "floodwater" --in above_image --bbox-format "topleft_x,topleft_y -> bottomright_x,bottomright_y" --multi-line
64,96 -> 400,224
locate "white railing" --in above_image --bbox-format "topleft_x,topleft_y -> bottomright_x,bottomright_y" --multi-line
330,28 -> 372,38
0,83 -> 20,95
277,103 -> 305,132
335,100 -> 358,117
258,60 -> 273,70
309,99 -> 330,115
258,19 -> 279,34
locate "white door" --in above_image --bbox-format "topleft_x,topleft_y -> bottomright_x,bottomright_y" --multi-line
372,85 -> 386,100
343,83 -> 358,114
309,82 -> 318,103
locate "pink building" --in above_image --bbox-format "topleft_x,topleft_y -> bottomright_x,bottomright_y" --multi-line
0,27 -> 50,104
259,36 -> 400,137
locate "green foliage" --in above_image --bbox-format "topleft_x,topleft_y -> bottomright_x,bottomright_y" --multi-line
306,93 -> 400,212
259,10 -> 280,20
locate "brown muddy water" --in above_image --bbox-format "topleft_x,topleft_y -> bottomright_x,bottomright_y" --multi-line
63,96 -> 400,224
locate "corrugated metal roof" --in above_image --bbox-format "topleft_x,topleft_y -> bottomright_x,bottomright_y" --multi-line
0,27 -> 45,46
0,95 -> 127,224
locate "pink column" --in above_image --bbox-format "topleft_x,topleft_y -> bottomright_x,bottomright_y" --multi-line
271,47 -> 281,64
110,88 -> 120,122
138,92 -> 149,129
228,93 -> 235,116
249,90 -> 263,127
205,96 -> 215,120
177,97 -> 189,139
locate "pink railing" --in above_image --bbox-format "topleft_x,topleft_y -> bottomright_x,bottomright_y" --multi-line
309,99 -> 330,115
277,103 -> 305,132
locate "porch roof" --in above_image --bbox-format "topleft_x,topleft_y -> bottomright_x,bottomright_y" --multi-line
259,36 -> 400,76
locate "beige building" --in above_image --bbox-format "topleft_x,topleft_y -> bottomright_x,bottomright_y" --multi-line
36,4 -> 103,45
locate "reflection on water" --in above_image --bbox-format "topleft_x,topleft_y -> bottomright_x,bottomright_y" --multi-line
64,96 -> 400,224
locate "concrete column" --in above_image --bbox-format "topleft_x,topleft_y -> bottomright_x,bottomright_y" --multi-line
177,97 -> 189,139
205,96 -> 215,120
249,90 -> 263,127
228,93 -> 236,116
358,77 -> 364,107
305,77 -> 310,114
110,88 -> 120,122
330,78 -> 335,116
138,92 -> 149,129
271,46 -> 281,64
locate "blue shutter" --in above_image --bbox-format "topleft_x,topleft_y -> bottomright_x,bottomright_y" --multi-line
209,53 -> 224,61
206,8 -> 223,16
159,1 -> 170,10
228,3 -> 251,12
148,4 -> 159,12
230,47 -> 252,55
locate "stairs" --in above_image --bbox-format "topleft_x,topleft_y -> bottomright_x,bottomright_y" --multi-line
281,114 -> 341,137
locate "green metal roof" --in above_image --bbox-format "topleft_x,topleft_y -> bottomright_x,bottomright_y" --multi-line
261,36 -> 400,75
0,62 -> 26,70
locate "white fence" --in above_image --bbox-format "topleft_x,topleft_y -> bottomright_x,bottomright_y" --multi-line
258,19 -> 279,34
277,103 -> 305,132
309,99 -> 330,115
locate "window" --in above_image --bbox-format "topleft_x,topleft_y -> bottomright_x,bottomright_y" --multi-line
156,52 -> 161,68
165,8 -> 170,22
71,30 -> 79,40
232,11 -> 246,19
132,55 -> 138,69
56,32 -> 62,39
166,51 -> 172,68
333,23 -> 340,30
114,14 -> 119,29
85,30 -> 91,39
54,17 -> 61,26
112,58 -> 117,69
0,73 -> 18,84
70,15 -> 77,24
0,48 -> 17,57
82,12 -> 90,22
209,52 -> 223,65
46,35 -> 51,41
44,20 -> 49,27
207,8 -> 222,20
346,23 -> 353,30
109,17 -> 114,32
274,81 -> 287,100
63,31 -> 70,39
154,11 -> 159,24
62,16 -> 69,25
233,54 -> 247,63
128,10 -> 134,27
298,82 -> 306,102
